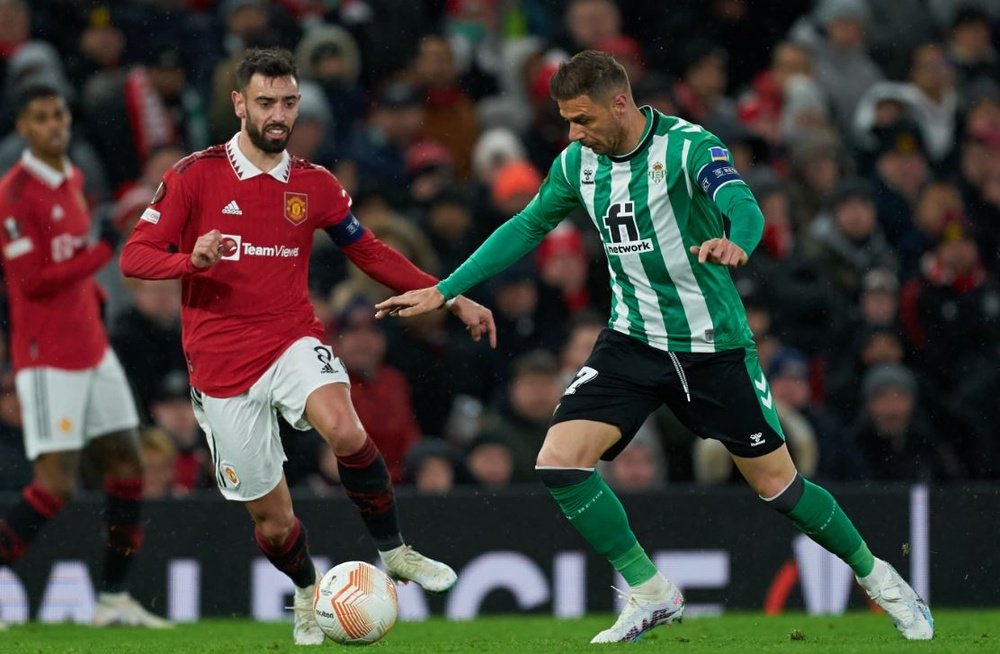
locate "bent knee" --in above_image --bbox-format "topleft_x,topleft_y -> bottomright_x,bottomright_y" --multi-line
254,509 -> 297,543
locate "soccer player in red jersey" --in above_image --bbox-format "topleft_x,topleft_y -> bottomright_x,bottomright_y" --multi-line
120,48 -> 495,645
0,84 -> 169,628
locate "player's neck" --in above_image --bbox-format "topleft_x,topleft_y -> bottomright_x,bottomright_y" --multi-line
29,149 -> 67,173
614,107 -> 650,157
237,132 -> 285,173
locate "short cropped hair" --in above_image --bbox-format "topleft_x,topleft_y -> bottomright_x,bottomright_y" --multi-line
549,50 -> 631,102
15,83 -> 63,117
236,48 -> 298,91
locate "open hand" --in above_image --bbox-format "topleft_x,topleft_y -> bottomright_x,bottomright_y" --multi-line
689,237 -> 747,267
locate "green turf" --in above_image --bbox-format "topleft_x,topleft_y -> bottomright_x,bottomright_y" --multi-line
1,611 -> 996,653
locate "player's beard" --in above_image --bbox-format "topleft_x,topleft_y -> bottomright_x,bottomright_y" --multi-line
246,116 -> 292,154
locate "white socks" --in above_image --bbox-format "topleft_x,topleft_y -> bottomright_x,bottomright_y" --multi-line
857,557 -> 890,591
632,572 -> 671,600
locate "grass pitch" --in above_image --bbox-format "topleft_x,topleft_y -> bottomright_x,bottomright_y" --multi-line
2,610 -> 996,653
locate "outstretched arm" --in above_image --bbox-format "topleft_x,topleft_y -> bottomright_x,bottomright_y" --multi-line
375,151 -> 581,322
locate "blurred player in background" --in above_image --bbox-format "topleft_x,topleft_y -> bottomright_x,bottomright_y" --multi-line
0,84 -> 168,628
376,51 -> 934,643
120,48 -> 494,645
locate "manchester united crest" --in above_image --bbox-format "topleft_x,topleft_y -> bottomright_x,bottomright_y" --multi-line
649,161 -> 665,184
284,192 -> 308,225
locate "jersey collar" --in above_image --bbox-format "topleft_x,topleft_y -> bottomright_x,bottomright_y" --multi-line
608,106 -> 658,163
21,149 -> 72,189
225,133 -> 291,183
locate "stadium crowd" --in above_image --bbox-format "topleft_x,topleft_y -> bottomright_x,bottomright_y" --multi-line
0,0 -> 997,498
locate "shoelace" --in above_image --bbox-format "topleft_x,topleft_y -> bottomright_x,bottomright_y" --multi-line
607,585 -> 643,629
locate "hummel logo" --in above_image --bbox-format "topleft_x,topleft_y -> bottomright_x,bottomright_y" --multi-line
750,432 -> 765,447
222,200 -> 243,215
755,372 -> 773,409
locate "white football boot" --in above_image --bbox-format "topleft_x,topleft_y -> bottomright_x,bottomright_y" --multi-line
292,569 -> 325,646
379,544 -> 457,592
93,592 -> 172,628
591,580 -> 685,643
858,559 -> 934,640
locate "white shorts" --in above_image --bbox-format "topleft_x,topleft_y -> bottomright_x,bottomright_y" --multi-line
191,336 -> 348,501
16,349 -> 141,460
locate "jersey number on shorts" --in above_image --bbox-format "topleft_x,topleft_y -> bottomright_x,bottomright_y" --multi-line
564,366 -> 599,396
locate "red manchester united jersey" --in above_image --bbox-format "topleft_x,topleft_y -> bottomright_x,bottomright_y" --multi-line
121,135 -> 355,396
0,151 -> 113,371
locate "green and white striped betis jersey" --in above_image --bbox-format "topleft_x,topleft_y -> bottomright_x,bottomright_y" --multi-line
535,107 -> 755,353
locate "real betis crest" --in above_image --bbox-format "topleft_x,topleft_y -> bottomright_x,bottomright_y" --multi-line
649,161 -> 665,184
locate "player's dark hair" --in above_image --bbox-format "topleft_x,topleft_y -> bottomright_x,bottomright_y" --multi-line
550,50 -> 631,102
235,47 -> 298,91
15,83 -> 63,117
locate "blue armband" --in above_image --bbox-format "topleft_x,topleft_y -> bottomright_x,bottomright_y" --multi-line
697,161 -> 743,200
324,212 -> 365,247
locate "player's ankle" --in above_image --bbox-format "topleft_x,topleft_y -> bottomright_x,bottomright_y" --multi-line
632,572 -> 670,599
857,558 -> 889,590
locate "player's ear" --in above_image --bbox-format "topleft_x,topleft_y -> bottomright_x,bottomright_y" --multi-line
232,90 -> 245,119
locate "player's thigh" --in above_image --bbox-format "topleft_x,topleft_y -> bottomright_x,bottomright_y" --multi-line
191,384 -> 285,502
269,337 -> 352,433
83,349 -> 140,441
15,366 -> 90,461
668,347 -> 786,458
551,329 -> 663,463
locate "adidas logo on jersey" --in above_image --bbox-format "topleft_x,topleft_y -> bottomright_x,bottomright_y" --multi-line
222,200 -> 243,215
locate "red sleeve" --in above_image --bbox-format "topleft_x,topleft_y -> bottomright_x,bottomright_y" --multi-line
340,229 -> 439,292
315,166 -> 352,228
9,243 -> 114,299
120,165 -> 201,279
0,201 -> 114,298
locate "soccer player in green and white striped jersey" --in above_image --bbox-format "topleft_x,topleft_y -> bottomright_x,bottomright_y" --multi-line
375,51 -> 933,644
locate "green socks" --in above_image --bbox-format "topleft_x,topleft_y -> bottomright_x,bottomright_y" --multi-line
769,475 -> 875,577
538,468 -> 658,587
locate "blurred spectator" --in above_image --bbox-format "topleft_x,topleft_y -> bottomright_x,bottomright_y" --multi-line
804,179 -> 898,301
594,35 -> 646,85
471,127 -> 527,187
285,80 -> 334,165
537,222 -> 590,314
904,42 -> 958,167
86,43 -> 199,194
474,350 -> 564,482
463,433 -> 516,489
946,6 -> 998,100
404,439 -> 455,495
406,141 -> 456,213
898,181 -> 967,277
491,159 -> 542,216
864,1 -> 939,78
148,370 -> 210,494
411,34 -> 479,180
295,25 -> 366,150
734,178 -> 838,355
559,310 -> 606,386
900,214 -> 1000,392
68,6 -> 126,110
780,74 -> 833,146
138,427 -> 178,500
737,41 -> 814,144
422,188 -> 479,275
561,0 -> 622,53
790,0 -> 884,135
208,0 -> 277,143
960,86 -> 1000,271
332,295 -> 422,484
602,433 -> 665,492
787,132 -> 846,229
870,119 -> 930,247
673,40 -> 739,139
111,278 -> 185,421
341,81 -> 427,197
848,364 -> 947,481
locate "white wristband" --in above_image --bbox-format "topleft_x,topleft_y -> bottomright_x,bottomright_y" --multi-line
444,297 -> 457,309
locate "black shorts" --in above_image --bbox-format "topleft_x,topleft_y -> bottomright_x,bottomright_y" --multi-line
552,329 -> 786,459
